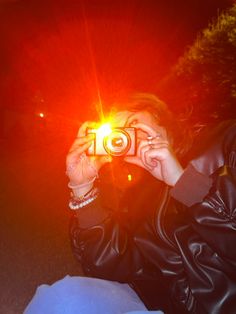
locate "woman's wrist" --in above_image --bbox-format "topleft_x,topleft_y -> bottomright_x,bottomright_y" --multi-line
69,186 -> 99,210
170,167 -> 184,186
68,176 -> 97,198
71,182 -> 95,199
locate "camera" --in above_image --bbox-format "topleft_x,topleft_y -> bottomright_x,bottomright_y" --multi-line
86,126 -> 137,157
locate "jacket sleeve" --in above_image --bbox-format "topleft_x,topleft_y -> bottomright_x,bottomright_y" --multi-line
69,197 -> 143,282
69,181 -> 173,283
169,122 -> 236,313
171,121 -> 236,259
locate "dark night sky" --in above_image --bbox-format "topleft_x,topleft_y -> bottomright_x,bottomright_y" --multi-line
0,0 -> 234,120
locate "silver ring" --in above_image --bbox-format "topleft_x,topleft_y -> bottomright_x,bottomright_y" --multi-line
147,135 -> 153,146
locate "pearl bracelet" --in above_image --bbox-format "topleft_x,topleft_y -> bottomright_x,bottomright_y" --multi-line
69,193 -> 99,210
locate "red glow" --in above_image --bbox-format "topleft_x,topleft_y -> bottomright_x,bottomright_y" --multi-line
0,1 -> 187,119
1,1 -> 230,121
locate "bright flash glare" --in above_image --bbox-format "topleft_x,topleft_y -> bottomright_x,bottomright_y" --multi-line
128,174 -> 132,181
39,112 -> 44,118
97,123 -> 112,137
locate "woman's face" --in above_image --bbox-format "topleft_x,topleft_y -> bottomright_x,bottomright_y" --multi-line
113,110 -> 167,141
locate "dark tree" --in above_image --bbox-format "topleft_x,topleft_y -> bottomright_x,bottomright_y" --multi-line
159,3 -> 236,124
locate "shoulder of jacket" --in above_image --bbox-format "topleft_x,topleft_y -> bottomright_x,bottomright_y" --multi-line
189,120 -> 236,175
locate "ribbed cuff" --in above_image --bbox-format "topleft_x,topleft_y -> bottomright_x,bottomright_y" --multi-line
170,164 -> 213,207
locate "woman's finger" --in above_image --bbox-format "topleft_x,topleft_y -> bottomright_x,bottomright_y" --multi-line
147,138 -> 169,146
139,143 -> 155,170
69,134 -> 94,152
143,145 -> 170,166
124,156 -> 145,169
124,140 -> 154,171
78,121 -> 98,137
67,141 -> 92,164
132,122 -> 157,137
133,122 -> 165,139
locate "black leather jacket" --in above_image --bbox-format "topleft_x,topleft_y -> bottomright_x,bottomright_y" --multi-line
70,120 -> 236,314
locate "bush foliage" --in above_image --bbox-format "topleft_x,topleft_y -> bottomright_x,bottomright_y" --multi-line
160,3 -> 236,123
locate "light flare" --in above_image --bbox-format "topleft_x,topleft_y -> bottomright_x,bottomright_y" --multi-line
127,174 -> 132,181
97,123 -> 112,137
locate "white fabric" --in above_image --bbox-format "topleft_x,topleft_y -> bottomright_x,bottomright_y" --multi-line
24,276 -> 163,314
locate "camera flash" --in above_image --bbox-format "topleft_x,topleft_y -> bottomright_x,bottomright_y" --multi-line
97,123 -> 112,137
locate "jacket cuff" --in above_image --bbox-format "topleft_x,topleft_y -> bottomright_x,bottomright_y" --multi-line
170,164 -> 213,207
74,197 -> 109,229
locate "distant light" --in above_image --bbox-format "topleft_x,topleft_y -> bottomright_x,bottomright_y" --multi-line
127,174 -> 132,181
39,112 -> 45,118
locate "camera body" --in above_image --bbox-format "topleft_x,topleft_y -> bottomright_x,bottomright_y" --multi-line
87,127 -> 137,157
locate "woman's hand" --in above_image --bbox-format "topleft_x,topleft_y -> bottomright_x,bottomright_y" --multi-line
125,123 -> 184,186
66,121 -> 112,187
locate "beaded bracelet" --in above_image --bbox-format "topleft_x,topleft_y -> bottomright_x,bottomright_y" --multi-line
69,191 -> 99,210
70,185 -> 95,201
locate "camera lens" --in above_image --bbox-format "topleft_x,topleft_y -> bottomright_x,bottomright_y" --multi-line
111,137 -> 124,148
103,129 -> 131,156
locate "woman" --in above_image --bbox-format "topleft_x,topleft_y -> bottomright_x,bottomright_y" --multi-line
27,93 -> 236,313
